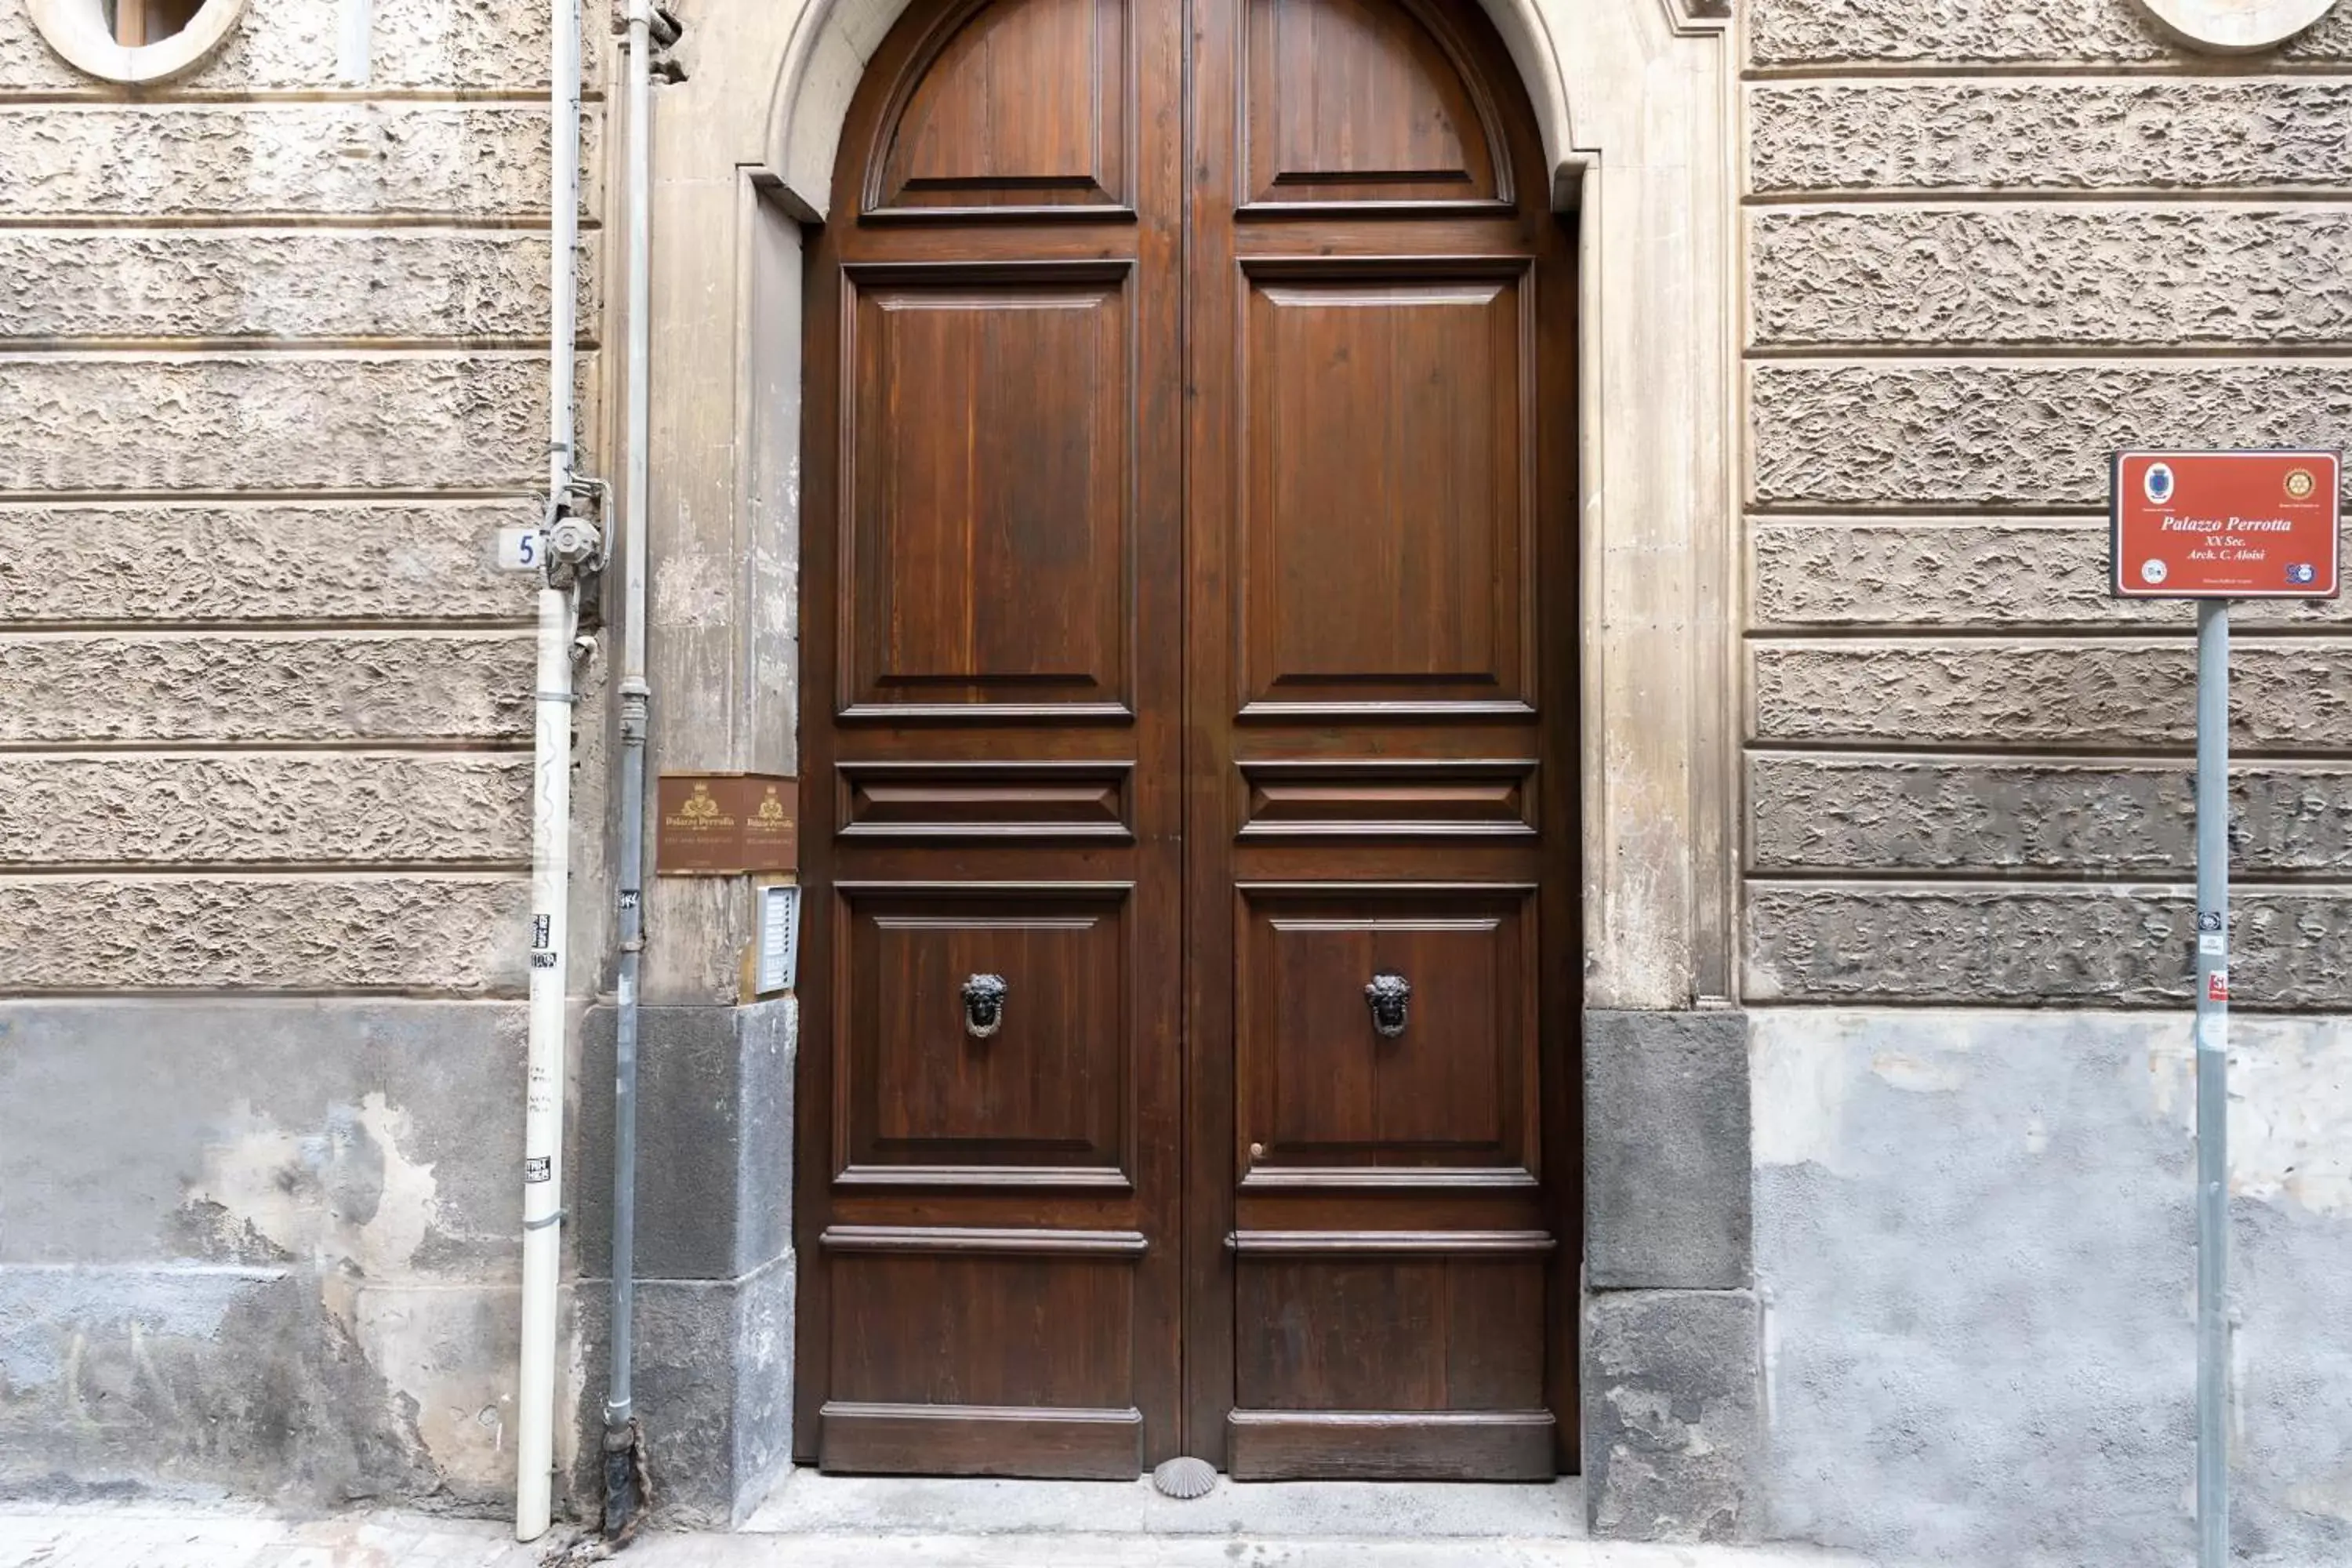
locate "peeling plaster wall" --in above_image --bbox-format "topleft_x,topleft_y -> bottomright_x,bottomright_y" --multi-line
1743,3 -> 2352,1561
0,0 -> 601,1514
0,1000 -> 564,1508
1751,1011 -> 2352,1566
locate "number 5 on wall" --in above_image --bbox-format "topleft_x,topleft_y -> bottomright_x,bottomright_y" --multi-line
496,527 -> 546,571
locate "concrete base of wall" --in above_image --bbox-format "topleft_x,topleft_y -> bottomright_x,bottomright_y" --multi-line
1752,1009 -> 2352,1567
0,999 -> 551,1511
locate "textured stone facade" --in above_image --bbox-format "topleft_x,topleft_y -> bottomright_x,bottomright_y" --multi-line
0,0 -> 590,1515
1746,886 -> 2352,1005
0,231 -> 592,343
2,0 -> 2348,1556
1748,0 -> 2352,64
0,755 -> 535,866
1748,757 -> 2352,873
1742,3 -> 2352,1560
1751,209 -> 2352,349
1752,641 -> 2352,749
0,104 -> 595,218
1748,80 -> 2352,194
1751,520 -> 2352,629
1754,363 -> 2352,508
2,502 -> 545,622
0,0 -> 589,93
0,356 -> 554,492
0,633 -> 535,744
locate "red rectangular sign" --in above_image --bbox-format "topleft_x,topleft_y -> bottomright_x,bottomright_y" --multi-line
2112,449 -> 2341,599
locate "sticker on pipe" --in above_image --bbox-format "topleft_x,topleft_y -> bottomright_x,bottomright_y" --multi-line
2112,450 -> 2341,599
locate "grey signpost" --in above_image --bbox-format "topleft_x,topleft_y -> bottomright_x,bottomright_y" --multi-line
2193,597 -> 2229,1568
2112,448 -> 2341,1568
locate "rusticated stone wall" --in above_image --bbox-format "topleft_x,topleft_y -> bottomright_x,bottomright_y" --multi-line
1742,6 -> 2352,1563
1743,2 -> 2352,1007
0,0 -> 598,1511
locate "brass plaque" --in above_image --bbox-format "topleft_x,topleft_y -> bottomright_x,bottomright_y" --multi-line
656,774 -> 797,876
741,777 -> 798,872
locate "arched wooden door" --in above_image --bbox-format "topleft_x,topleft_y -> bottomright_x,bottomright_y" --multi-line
796,0 -> 1578,1481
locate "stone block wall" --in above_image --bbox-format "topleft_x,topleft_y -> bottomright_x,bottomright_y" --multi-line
0,0 -> 599,1510
1742,4 -> 2352,1561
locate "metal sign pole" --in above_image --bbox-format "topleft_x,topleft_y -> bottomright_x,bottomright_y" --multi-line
2194,596 -> 2230,1568
2116,448 -> 2336,1566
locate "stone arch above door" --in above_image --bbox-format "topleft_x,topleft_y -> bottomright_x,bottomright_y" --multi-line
761,0 -> 1586,219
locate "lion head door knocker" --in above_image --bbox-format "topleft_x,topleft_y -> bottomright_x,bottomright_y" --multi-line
961,974 -> 1007,1040
1363,970 -> 1412,1039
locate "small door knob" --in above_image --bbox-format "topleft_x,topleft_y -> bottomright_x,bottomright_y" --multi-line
961,974 -> 1007,1039
1364,970 -> 1411,1038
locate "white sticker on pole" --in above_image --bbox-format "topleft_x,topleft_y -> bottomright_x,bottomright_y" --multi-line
496,527 -> 546,571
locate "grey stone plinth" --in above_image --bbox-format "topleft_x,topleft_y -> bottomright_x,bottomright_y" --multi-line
1584,1011 -> 1751,1290
573,1258 -> 795,1530
569,1000 -> 797,1526
572,1000 -> 796,1283
1583,1289 -> 1760,1543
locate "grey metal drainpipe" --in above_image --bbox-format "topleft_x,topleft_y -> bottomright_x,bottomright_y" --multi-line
601,0 -> 673,1539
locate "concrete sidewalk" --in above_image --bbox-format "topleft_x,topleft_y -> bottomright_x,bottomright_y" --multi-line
0,1478 -> 1886,1568
0,1511 -> 1880,1568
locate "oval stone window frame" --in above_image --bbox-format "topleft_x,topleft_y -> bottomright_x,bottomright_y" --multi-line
2135,0 -> 2339,51
28,0 -> 249,85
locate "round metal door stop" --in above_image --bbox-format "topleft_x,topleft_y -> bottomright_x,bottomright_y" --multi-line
1152,1456 -> 1218,1500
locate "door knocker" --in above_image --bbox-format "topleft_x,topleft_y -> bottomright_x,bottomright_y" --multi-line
1364,971 -> 1411,1038
961,974 -> 1007,1039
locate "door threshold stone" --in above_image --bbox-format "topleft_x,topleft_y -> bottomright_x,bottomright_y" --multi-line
742,1470 -> 1584,1539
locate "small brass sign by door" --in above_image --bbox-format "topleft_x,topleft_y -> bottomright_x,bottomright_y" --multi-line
655,773 -> 797,875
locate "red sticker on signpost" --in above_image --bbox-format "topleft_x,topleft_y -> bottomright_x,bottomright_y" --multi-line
2113,450 -> 2342,599
2208,971 -> 2230,1004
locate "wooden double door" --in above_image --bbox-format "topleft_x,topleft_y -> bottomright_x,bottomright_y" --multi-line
795,0 -> 1578,1481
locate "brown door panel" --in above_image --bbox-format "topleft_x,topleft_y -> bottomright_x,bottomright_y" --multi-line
833,883 -> 1137,1189
869,0 -> 1134,216
800,0 -> 1572,1479
820,1230 -> 1148,1477
1240,0 -> 1505,211
840,263 -> 1139,720
1234,884 -> 1538,1185
1225,1235 -> 1555,1481
1236,259 -> 1536,718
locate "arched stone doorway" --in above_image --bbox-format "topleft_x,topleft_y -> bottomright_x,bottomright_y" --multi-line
792,0 -> 1578,1480
613,0 -> 1735,1527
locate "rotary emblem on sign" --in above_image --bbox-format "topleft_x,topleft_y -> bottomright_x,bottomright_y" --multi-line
2287,468 -> 2319,500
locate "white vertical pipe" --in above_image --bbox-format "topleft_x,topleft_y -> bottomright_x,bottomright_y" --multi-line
336,0 -> 370,83
515,0 -> 583,1541
515,588 -> 576,1541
